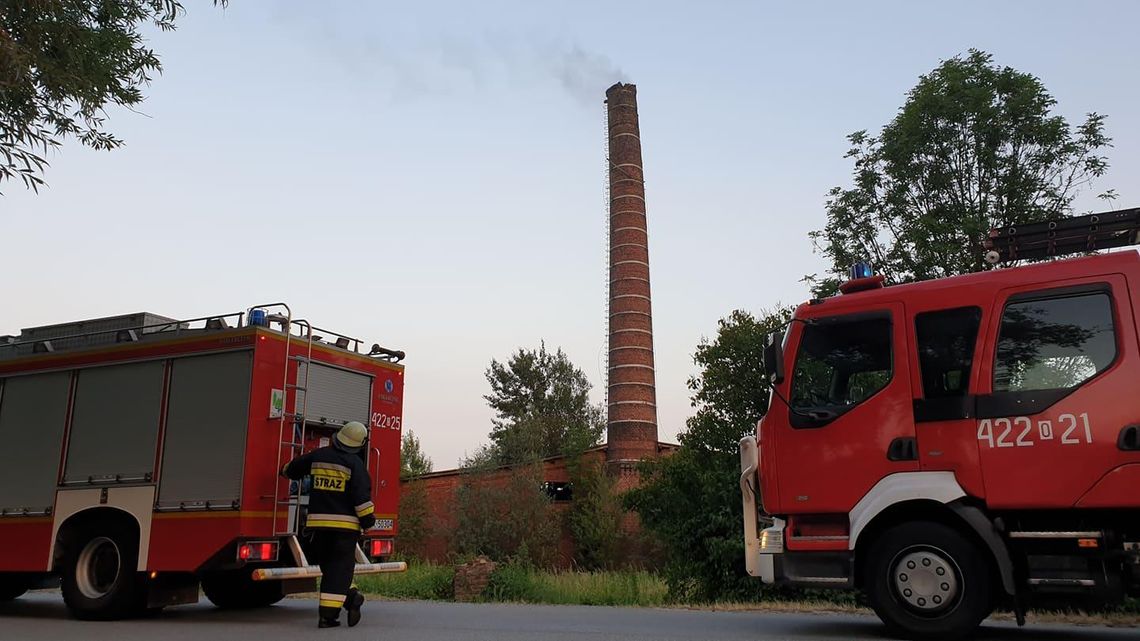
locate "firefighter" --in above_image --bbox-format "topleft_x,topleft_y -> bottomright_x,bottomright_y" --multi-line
282,420 -> 376,628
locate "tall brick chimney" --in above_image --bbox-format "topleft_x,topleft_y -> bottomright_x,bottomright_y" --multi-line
605,82 -> 658,470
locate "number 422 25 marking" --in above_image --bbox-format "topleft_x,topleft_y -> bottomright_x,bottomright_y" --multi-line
977,413 -> 1092,449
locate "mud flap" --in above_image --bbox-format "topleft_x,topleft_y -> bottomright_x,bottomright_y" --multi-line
949,502 -> 1024,626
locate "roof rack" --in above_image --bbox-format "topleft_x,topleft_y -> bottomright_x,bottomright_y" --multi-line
984,207 -> 1140,264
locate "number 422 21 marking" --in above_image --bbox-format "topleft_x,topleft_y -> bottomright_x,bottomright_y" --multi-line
977,413 -> 1092,449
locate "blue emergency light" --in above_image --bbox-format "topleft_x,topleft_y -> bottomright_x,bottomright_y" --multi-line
849,261 -> 874,280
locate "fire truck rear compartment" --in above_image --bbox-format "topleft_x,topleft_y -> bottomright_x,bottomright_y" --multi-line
0,306 -> 407,618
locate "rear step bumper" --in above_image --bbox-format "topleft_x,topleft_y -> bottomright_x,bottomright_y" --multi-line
251,561 -> 406,581
250,534 -> 407,581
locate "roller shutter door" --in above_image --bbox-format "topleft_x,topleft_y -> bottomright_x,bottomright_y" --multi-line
64,361 -> 164,483
296,362 -> 371,426
158,351 -> 252,508
0,372 -> 71,513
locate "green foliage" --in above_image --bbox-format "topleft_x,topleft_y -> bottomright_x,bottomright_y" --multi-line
626,308 -> 792,602
564,457 -> 625,570
451,460 -> 559,567
353,561 -> 455,600
396,479 -> 431,560
808,49 -> 1113,296
400,430 -> 433,479
483,564 -> 667,606
483,343 -> 604,465
0,0 -> 220,191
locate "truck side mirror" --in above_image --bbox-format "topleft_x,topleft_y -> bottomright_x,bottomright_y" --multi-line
763,331 -> 785,385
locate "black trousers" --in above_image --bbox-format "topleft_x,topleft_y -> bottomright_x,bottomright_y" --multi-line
308,529 -> 359,620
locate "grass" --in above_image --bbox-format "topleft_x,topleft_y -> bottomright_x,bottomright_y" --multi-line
355,561 -> 666,607
352,561 -> 1139,627
353,561 -> 455,600
483,564 -> 668,607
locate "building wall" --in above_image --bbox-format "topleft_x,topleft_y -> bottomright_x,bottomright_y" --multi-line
402,444 -> 676,568
407,449 -> 607,568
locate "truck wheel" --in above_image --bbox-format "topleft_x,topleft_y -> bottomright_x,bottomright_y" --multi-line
201,570 -> 284,609
61,523 -> 146,620
865,521 -> 993,641
0,574 -> 29,601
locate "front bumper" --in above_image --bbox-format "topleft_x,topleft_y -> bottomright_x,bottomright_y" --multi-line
741,435 -> 782,582
756,520 -> 785,583
740,435 -> 851,588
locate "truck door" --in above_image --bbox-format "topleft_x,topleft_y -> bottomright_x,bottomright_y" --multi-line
772,302 -> 918,515
909,306 -> 988,499
974,275 -> 1140,509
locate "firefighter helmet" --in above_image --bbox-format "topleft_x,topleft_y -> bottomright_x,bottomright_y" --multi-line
335,421 -> 368,451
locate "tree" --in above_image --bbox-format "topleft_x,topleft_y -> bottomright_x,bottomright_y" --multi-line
564,454 -> 625,570
396,479 -> 431,560
808,49 -> 1113,296
400,430 -> 433,479
0,1 -> 219,191
451,460 -> 559,567
626,308 -> 795,601
483,343 -> 604,465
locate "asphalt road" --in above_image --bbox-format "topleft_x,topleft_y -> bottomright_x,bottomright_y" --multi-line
1,592 -> 1136,641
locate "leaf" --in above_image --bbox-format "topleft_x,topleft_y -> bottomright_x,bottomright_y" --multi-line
808,49 -> 1114,285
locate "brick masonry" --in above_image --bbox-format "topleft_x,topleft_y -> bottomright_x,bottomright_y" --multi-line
606,82 -> 659,469
453,556 -> 498,602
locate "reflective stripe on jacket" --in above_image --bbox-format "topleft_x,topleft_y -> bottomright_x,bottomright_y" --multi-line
284,444 -> 373,531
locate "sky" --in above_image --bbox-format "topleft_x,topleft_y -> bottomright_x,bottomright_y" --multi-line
3,1 -> 1138,469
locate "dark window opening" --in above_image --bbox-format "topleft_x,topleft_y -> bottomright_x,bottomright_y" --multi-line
790,315 -> 892,421
993,292 -> 1116,393
916,307 -> 982,399
543,481 -> 573,502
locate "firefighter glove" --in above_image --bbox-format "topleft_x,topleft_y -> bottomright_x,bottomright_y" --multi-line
359,513 -> 376,530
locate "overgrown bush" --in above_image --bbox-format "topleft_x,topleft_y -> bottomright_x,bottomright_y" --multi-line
396,479 -> 431,560
452,460 -> 559,567
565,457 -> 625,570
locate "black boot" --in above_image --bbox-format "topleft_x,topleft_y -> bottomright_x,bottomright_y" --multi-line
346,588 -> 365,627
318,617 -> 341,628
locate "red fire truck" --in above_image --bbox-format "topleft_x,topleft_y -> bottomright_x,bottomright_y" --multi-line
740,208 -> 1140,639
0,303 -> 406,619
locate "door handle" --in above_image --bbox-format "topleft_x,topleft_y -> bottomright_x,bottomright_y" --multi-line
370,447 -> 383,495
887,437 -> 918,461
1118,425 -> 1140,451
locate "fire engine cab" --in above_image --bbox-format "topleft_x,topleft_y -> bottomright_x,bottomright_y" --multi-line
0,303 -> 406,619
740,208 -> 1140,639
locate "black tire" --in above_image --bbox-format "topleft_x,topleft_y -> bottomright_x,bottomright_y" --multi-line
201,570 -> 285,609
0,574 -> 29,601
865,521 -> 994,641
61,521 -> 147,620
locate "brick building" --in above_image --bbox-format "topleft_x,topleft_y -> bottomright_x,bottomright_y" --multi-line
401,83 -> 669,567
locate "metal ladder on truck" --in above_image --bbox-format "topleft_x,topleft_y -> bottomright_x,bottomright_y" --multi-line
247,303 -> 405,582
984,206 -> 1140,264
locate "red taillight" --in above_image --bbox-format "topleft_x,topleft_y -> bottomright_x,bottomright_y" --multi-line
237,541 -> 279,562
370,539 -> 394,557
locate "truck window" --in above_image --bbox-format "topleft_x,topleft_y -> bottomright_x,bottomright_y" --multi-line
993,291 -> 1116,393
790,315 -> 892,417
916,307 -> 981,398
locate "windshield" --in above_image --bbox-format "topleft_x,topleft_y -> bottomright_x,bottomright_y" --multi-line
790,315 -> 892,413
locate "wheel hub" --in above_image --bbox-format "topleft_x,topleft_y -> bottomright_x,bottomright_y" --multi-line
892,548 -> 959,613
76,536 -> 121,600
